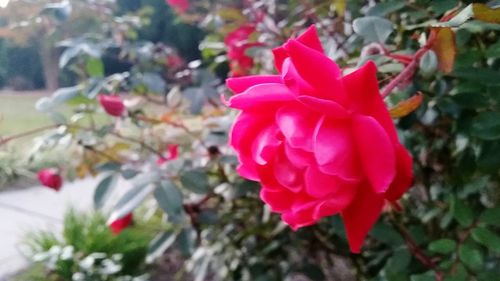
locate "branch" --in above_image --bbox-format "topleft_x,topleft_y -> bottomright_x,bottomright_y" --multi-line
0,124 -> 60,146
391,219 -> 444,281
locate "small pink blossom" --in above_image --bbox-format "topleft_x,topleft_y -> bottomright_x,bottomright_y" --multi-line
225,25 -> 413,253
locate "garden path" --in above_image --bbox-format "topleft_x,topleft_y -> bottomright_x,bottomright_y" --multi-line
0,177 -> 98,280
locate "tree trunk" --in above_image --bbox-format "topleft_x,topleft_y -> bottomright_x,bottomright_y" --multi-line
39,42 -> 59,92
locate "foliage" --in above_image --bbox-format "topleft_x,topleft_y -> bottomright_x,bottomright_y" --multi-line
20,209 -> 152,281
3,0 -> 500,280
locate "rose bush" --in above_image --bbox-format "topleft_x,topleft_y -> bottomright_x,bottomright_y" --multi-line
226,25 -> 413,252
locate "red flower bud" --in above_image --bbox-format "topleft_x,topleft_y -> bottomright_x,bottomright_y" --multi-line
156,144 -> 179,165
37,168 -> 63,191
109,213 -> 133,234
98,94 -> 125,117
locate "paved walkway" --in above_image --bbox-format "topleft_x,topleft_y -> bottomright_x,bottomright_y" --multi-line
0,177 -> 104,279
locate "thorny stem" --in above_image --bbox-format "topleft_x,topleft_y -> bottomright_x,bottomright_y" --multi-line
390,218 -> 444,281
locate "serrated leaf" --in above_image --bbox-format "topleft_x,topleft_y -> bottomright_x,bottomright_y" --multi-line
180,169 -> 209,194
154,180 -> 184,223
428,239 -> 457,254
390,93 -> 424,118
471,227 -> 500,252
431,28 -> 456,73
353,16 -> 394,43
94,174 -> 118,209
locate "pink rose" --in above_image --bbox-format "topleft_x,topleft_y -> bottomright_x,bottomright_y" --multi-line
224,25 -> 262,77
225,25 -> 413,253
37,168 -> 63,191
98,94 -> 125,117
109,213 -> 133,234
156,144 -> 179,165
166,0 -> 189,14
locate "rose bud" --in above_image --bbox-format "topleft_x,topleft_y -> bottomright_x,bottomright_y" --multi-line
225,25 -> 413,253
37,168 -> 63,191
98,94 -> 125,117
109,213 -> 133,234
156,144 -> 179,165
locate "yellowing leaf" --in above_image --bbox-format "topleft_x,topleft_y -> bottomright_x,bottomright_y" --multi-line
390,93 -> 424,118
333,0 -> 346,17
432,27 -> 456,74
473,3 -> 500,24
218,7 -> 246,23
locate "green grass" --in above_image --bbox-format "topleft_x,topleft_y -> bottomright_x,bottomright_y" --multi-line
0,92 -> 56,136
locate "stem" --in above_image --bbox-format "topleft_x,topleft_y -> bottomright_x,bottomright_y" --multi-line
0,124 -> 60,146
391,219 -> 444,281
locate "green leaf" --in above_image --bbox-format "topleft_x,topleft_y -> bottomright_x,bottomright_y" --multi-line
52,85 -> 83,105
352,16 -> 394,43
176,227 -> 196,257
370,222 -> 404,246
366,2 -> 406,17
471,227 -> 500,252
471,112 -> 500,140
419,50 -> 438,75
108,172 -> 159,222
428,239 -> 457,254
459,244 -> 484,270
451,198 -> 474,227
180,169 -> 210,194
410,271 -> 435,281
85,58 -> 104,77
154,180 -> 185,223
385,248 -> 411,272
94,173 -> 118,209
479,207 -> 500,226
147,230 -> 177,263
477,141 -> 500,172
430,0 -> 458,15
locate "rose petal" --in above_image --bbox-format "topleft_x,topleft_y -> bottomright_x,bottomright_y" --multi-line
341,183 -> 385,253
296,25 -> 324,53
385,145 -> 413,201
281,58 -> 315,95
343,61 -> 398,142
284,142 -> 314,169
251,125 -> 282,165
284,40 -> 345,102
352,115 -> 396,193
260,187 -> 294,212
227,83 -> 294,110
297,95 -> 350,119
276,104 -> 320,152
273,149 -> 303,193
226,75 -> 282,93
272,46 -> 288,73
313,116 -> 361,181
304,166 -> 358,200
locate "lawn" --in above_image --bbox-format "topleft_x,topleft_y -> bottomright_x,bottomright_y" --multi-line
0,91 -> 55,136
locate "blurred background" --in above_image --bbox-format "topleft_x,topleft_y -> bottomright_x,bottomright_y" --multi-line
1,0 -> 500,281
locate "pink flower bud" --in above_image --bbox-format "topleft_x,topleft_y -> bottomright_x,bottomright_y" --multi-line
109,213 -> 133,234
98,94 -> 125,117
37,168 -> 63,191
